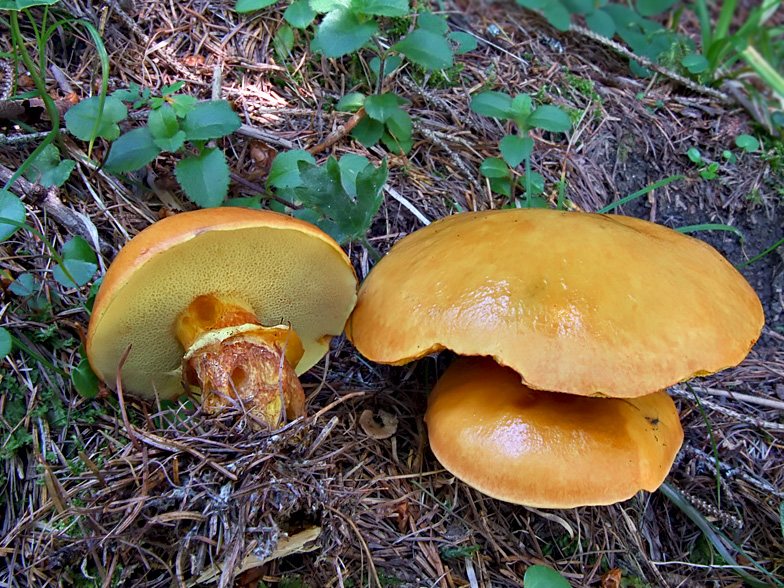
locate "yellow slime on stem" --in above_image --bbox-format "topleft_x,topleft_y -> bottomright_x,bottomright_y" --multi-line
174,294 -> 306,426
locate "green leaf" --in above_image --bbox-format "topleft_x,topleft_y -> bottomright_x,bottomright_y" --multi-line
284,0 -> 317,28
470,91 -> 513,119
562,0 -> 593,14
448,31 -> 477,54
479,157 -> 509,178
636,0 -> 677,16
351,117 -> 385,146
71,357 -> 100,399
686,147 -> 703,164
356,0 -> 408,17
384,108 -> 413,153
543,1 -> 571,30
274,24 -> 296,59
519,171 -> 545,195
585,9 -> 615,38
336,92 -> 367,112
523,565 -> 572,588
338,153 -> 371,196
0,327 -> 11,359
64,96 -> 128,141
267,149 -> 316,189
309,0 -> 349,11
511,94 -> 533,119
369,55 -> 403,78
515,0 -> 548,8
394,29 -> 453,70
682,53 -> 709,73
154,130 -> 187,153
735,134 -> 760,152
103,127 -> 162,172
527,105 -> 572,132
162,82 -> 186,96
295,156 -> 387,243
500,135 -> 534,168
311,9 -> 378,58
364,92 -> 408,122
489,176 -> 511,197
175,148 -> 231,207
10,273 -> 35,297
148,104 -> 180,139
235,0 -> 278,12
180,100 -> 241,141
167,94 -> 198,118
0,189 -> 26,241
53,236 -> 98,288
0,0 -> 59,9
25,144 -> 75,188
417,12 -> 448,35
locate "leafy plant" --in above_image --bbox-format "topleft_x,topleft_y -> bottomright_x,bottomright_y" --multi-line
64,82 -> 241,207
337,92 -> 413,155
469,91 -> 571,205
515,0 -> 784,132
235,0 -> 475,154
687,147 -> 720,180
524,564 -> 572,588
266,150 -> 388,256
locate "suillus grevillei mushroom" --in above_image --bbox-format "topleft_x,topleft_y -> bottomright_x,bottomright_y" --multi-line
87,208 -> 358,427
347,208 -> 764,507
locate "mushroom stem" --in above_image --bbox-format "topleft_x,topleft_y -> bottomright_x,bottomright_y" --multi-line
174,294 -> 306,426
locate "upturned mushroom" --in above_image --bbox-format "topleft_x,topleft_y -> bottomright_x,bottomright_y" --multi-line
87,208 -> 358,427
347,208 -> 764,506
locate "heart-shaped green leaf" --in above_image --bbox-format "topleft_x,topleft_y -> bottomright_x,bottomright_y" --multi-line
500,135 -> 533,168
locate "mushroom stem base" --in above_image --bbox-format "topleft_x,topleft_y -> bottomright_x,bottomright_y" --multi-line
184,325 -> 306,427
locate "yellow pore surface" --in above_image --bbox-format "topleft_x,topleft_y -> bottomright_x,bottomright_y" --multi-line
425,357 -> 684,508
348,209 -> 764,398
87,208 -> 358,400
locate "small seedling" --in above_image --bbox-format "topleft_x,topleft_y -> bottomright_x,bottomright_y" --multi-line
470,90 -> 571,205
687,147 -> 720,179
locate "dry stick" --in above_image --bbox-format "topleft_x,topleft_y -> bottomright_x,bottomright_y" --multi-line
568,24 -> 731,104
323,504 -> 381,588
0,162 -> 112,255
308,107 -> 367,155
115,345 -> 142,453
691,385 -> 784,411
384,186 -> 432,226
670,385 -> 784,431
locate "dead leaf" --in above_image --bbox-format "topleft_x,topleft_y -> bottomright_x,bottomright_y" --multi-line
182,54 -> 206,67
359,409 -> 398,439
601,567 -> 622,588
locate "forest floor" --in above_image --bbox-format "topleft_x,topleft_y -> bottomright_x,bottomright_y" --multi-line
1,0 -> 783,587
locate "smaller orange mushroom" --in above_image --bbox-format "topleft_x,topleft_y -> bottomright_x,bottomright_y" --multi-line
426,357 -> 684,508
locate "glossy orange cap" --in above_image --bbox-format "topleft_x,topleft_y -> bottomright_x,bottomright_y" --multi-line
425,357 -> 684,507
348,209 -> 763,398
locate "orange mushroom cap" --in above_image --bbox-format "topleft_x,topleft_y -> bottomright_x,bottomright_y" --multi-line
425,357 -> 684,507
87,208 -> 358,400
348,209 -> 764,398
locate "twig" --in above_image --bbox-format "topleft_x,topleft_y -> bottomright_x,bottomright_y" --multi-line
309,108 -> 366,155
384,186 -> 431,226
568,24 -> 731,103
0,162 -> 112,255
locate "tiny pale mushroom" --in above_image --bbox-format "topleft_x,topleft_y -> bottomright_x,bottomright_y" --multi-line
87,208 -> 358,427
